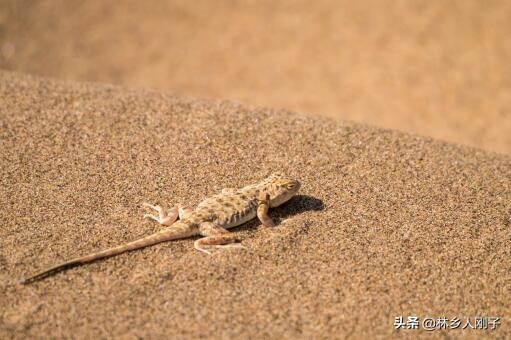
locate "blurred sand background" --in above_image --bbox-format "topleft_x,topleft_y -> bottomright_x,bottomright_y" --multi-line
1,1 -> 511,339
1,0 -> 510,154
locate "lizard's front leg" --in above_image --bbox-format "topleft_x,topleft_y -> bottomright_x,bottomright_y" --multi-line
257,192 -> 275,227
143,203 -> 179,226
194,222 -> 246,254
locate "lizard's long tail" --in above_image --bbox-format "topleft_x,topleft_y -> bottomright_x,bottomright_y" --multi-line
20,222 -> 194,284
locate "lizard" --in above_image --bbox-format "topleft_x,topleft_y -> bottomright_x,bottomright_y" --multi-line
20,173 -> 300,284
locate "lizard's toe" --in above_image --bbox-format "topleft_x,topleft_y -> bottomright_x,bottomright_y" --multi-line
214,243 -> 247,251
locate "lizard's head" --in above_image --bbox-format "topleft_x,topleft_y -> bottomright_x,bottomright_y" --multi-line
261,173 -> 301,207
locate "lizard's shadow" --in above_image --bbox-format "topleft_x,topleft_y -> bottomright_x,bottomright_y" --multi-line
274,194 -> 324,219
237,194 -> 324,231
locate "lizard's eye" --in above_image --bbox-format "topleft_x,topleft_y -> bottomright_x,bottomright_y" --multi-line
286,183 -> 295,190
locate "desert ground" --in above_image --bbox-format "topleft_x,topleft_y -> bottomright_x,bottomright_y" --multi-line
0,1 -> 510,338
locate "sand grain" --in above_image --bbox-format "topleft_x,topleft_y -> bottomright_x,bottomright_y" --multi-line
0,72 -> 510,338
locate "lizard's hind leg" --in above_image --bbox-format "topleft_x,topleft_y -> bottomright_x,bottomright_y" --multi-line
178,204 -> 194,219
143,203 -> 179,226
194,222 -> 246,255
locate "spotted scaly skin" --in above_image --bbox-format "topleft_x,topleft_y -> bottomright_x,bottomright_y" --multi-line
21,174 -> 300,283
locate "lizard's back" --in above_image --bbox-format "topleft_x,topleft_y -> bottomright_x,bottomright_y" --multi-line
195,188 -> 259,229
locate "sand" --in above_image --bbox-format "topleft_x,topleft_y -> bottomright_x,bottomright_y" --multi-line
1,0 -> 511,154
0,71 -> 510,338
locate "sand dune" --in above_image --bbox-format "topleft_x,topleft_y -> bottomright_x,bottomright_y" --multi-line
1,1 -> 510,154
0,71 -> 509,338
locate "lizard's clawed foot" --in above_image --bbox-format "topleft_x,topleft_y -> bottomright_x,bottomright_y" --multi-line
215,243 -> 247,251
143,203 -> 179,226
260,217 -> 276,228
194,243 -> 247,255
193,235 -> 247,255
